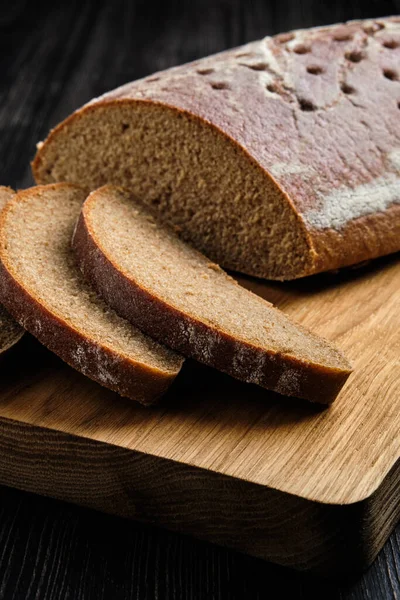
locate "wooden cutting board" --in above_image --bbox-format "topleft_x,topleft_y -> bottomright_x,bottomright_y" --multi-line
0,253 -> 398,577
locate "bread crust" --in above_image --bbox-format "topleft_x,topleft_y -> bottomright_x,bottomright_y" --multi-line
72,186 -> 352,405
33,17 -> 400,279
0,185 -> 182,405
0,187 -> 24,355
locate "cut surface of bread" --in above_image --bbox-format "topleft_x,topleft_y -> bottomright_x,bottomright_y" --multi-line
33,17 -> 400,280
0,187 -> 24,355
0,184 -> 183,405
73,185 -> 352,404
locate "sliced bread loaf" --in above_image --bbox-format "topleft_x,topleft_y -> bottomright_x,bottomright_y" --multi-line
33,17 -> 400,280
0,187 -> 24,356
0,184 -> 183,405
72,185 -> 352,404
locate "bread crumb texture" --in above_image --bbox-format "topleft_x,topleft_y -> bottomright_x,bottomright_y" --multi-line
0,184 -> 183,403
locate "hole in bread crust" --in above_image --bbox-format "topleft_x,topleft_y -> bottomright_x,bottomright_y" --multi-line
307,65 -> 324,75
345,50 -> 365,63
266,83 -> 279,93
333,31 -> 353,42
235,52 -> 253,59
210,82 -> 230,90
383,68 -> 398,81
292,44 -> 311,54
298,98 -> 316,111
341,83 -> 356,94
382,39 -> 399,49
197,68 -> 214,75
245,62 -> 269,71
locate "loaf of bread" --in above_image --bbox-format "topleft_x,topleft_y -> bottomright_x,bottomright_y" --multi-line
0,184 -> 183,404
72,185 -> 352,404
0,188 -> 24,356
33,17 -> 400,280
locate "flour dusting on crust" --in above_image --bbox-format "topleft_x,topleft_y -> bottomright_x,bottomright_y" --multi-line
245,351 -> 267,385
388,150 -> 400,172
274,369 -> 301,396
178,319 -> 219,362
71,342 -> 119,386
305,174 -> 400,230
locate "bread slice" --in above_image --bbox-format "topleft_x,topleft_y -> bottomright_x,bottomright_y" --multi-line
0,184 -> 183,405
0,187 -> 24,356
33,17 -> 400,280
72,185 -> 352,404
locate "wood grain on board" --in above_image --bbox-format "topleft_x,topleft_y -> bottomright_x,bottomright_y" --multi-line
0,252 -> 397,576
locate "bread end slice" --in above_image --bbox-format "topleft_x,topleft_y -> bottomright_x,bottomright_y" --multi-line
0,187 -> 24,357
73,185 -> 352,405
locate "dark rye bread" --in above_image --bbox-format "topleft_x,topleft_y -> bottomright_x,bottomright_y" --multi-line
0,188 -> 24,355
33,17 -> 400,280
0,184 -> 183,405
72,185 -> 352,404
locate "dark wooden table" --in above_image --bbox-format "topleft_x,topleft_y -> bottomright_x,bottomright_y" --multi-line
1,0 -> 400,597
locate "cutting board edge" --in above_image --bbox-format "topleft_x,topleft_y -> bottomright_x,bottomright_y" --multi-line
0,415 -> 398,577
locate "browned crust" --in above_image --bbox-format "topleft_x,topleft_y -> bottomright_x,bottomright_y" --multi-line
0,186 -> 16,202
0,185 -> 182,406
0,187 -> 25,355
0,316 -> 24,357
33,16 -> 400,280
311,204 -> 400,272
72,189 -> 352,405
0,317 -> 24,356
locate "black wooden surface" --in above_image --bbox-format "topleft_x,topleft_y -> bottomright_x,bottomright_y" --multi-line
1,0 -> 400,597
